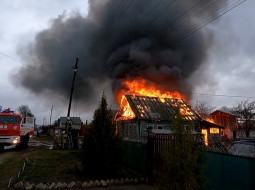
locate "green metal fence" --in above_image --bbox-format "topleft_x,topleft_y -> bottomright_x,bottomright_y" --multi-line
122,141 -> 255,190
205,151 -> 255,190
122,141 -> 147,174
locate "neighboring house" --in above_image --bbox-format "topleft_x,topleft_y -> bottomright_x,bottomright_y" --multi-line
57,117 -> 83,130
200,120 -> 224,146
209,110 -> 238,140
55,117 -> 84,147
115,95 -> 201,142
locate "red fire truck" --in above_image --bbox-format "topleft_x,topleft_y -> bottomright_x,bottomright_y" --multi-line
0,108 -> 33,150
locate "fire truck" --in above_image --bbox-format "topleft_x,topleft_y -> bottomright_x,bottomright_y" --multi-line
0,108 -> 35,150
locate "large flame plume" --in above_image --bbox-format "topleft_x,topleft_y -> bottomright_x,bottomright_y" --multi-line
115,78 -> 185,105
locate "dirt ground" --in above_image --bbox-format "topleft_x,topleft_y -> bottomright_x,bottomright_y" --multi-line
0,150 -> 16,164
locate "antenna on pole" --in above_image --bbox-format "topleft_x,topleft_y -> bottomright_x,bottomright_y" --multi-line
67,57 -> 79,117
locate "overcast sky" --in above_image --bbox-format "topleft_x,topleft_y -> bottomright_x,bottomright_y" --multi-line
0,0 -> 254,125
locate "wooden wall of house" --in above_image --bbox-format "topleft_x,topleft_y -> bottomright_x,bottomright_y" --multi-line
117,120 -> 172,142
210,111 -> 238,139
210,111 -> 238,129
117,120 -> 143,141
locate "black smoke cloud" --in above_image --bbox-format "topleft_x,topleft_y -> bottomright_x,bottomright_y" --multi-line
15,0 -> 226,108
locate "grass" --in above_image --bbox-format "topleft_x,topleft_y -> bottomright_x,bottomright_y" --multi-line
19,148 -> 83,184
33,135 -> 53,142
0,153 -> 25,186
0,147 -> 41,186
0,139 -> 145,185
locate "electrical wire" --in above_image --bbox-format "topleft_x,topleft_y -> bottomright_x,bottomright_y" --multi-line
2,49 -> 253,100
171,0 -> 247,46
104,0 -> 246,72
0,1 -> 249,101
0,51 -> 53,76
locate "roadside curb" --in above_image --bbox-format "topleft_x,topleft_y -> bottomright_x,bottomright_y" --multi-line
12,177 -> 147,189
8,157 -> 30,188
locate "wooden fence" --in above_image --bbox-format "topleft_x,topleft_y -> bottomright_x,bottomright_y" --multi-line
147,134 -> 171,182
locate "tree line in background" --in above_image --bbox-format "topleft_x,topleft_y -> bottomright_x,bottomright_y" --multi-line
17,105 -> 34,117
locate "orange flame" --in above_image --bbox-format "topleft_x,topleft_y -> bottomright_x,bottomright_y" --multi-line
116,78 -> 185,105
115,78 -> 187,120
205,117 -> 215,124
119,96 -> 135,120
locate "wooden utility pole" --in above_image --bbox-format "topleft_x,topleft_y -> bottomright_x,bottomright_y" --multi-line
49,105 -> 53,125
67,57 -> 79,117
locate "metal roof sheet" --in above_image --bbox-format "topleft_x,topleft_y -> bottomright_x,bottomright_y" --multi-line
118,95 -> 200,121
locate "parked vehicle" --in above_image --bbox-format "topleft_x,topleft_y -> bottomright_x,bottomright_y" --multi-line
21,116 -> 35,137
228,140 -> 255,158
0,108 -> 35,150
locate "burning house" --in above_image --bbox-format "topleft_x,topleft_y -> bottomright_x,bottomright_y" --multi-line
13,1 -> 231,146
114,79 -> 224,145
115,94 -> 201,142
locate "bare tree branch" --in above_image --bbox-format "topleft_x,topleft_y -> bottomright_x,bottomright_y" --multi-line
194,101 -> 215,118
17,105 -> 34,117
233,99 -> 255,137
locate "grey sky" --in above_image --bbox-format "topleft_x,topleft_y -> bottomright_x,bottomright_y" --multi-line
197,0 -> 255,108
0,0 -> 89,124
0,0 -> 254,125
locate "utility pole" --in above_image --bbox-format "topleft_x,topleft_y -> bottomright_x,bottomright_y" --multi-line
64,58 -> 78,149
50,105 -> 53,125
67,57 -> 79,117
43,117 -> 46,126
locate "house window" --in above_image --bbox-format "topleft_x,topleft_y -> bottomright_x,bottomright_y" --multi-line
147,125 -> 153,130
210,128 -> 219,134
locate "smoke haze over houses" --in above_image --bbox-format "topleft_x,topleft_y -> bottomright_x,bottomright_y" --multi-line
14,0 -> 230,108
0,0 -> 254,124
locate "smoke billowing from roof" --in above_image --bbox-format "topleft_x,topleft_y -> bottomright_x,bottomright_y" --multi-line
14,0 -> 227,108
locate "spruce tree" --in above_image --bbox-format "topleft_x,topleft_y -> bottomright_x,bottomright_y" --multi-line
82,94 -> 122,178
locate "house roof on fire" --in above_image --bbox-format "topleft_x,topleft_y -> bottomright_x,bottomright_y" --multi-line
115,95 -> 201,121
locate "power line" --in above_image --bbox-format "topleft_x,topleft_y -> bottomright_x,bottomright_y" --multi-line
191,92 -> 255,99
0,51 -> 53,76
153,0 -> 245,45
105,0 -> 246,71
119,0 -> 134,18
2,48 -> 253,100
171,0 -> 247,46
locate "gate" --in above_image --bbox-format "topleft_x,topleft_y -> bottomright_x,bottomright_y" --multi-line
147,134 -> 172,183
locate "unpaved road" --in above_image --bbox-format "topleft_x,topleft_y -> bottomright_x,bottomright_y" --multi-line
0,140 -> 52,189
0,139 -> 53,163
0,150 -> 18,164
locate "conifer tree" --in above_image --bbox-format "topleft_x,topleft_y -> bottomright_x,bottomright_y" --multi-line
82,94 -> 122,178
